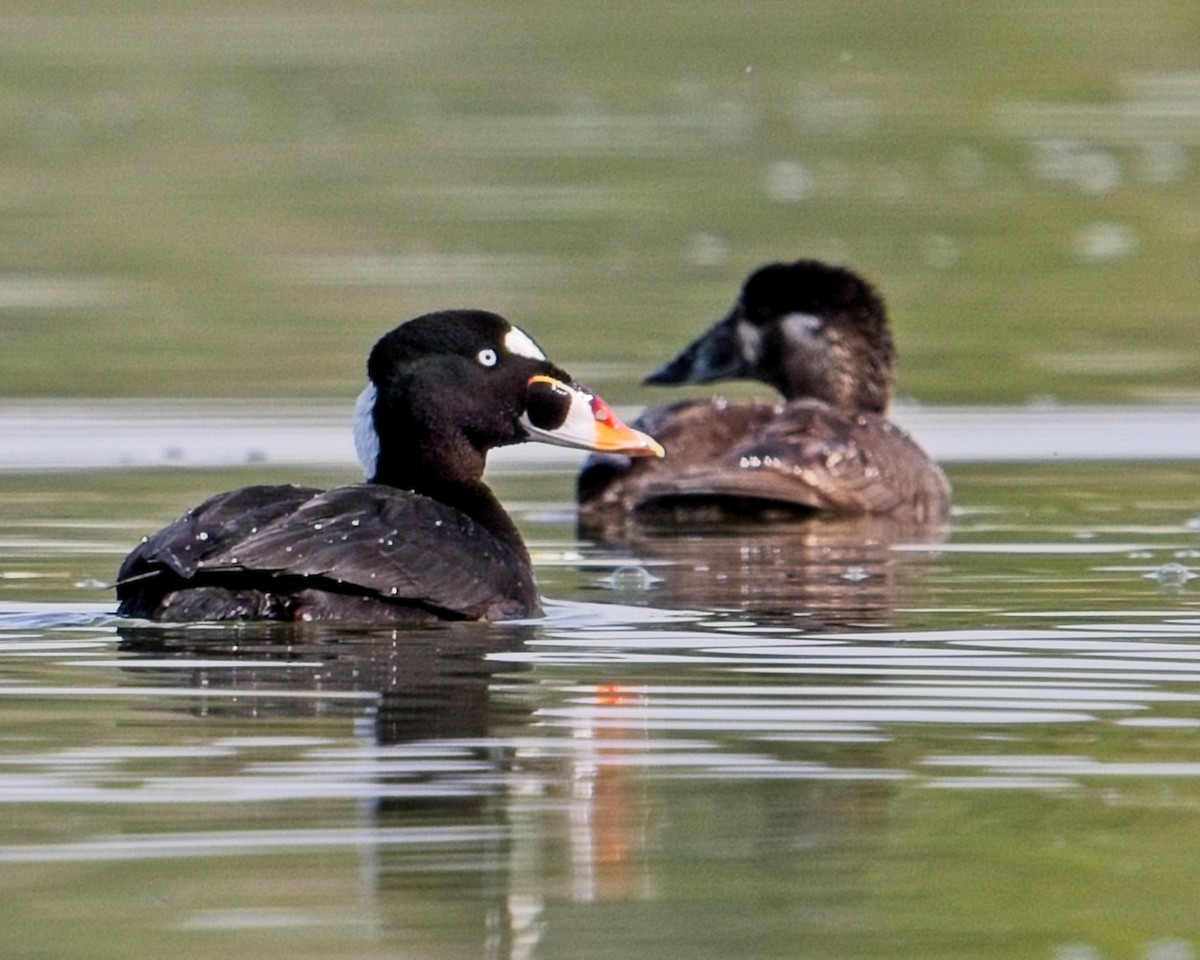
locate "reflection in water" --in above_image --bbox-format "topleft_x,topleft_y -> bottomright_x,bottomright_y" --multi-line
116,622 -> 544,952
6,594 -> 1200,957
107,617 -> 899,955
7,450 -> 1200,959
111,621 -> 692,952
580,512 -> 947,629
116,622 -> 534,745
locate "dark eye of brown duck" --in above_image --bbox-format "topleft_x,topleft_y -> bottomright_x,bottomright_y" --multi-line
524,377 -> 571,431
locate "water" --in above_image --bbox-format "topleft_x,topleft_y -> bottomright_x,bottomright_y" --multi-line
4,1 -> 1200,955
3,2 -> 1199,406
1,435 -> 1200,959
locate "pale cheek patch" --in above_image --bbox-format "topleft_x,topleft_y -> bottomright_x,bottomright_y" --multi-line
736,320 -> 764,365
353,383 -> 380,479
779,312 -> 823,349
504,325 -> 547,361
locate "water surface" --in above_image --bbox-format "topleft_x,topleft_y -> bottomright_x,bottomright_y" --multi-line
1,446 -> 1199,960
4,1 -> 1200,956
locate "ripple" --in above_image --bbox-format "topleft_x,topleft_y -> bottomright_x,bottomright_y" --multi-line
0,825 -> 505,863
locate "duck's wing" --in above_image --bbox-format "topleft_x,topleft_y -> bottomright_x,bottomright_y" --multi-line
117,484 -> 538,621
635,402 -> 951,521
117,485 -> 322,583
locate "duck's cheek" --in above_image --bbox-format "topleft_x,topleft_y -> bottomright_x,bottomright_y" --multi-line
520,375 -> 665,457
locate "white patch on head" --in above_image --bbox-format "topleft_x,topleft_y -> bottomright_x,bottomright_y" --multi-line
519,383 -> 595,448
736,320 -> 763,365
780,312 -> 823,349
353,383 -> 380,479
504,325 -> 546,361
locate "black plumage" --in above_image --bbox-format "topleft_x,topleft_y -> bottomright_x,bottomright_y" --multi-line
117,310 -> 662,623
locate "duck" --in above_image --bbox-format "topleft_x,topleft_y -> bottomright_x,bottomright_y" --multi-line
577,259 -> 951,529
117,309 -> 664,623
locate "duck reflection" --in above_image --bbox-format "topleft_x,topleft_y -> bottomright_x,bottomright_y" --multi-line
116,621 -> 533,745
113,620 -> 665,949
113,595 -> 899,954
580,511 -> 947,629
116,621 -> 548,950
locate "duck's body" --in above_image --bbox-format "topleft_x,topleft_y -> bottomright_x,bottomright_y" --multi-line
577,260 -> 950,529
116,483 -> 539,623
581,396 -> 947,523
117,310 -> 662,623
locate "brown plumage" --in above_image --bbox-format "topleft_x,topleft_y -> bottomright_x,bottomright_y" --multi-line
578,260 -> 951,530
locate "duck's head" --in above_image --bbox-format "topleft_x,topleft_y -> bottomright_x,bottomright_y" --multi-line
356,310 -> 664,485
644,259 -> 895,413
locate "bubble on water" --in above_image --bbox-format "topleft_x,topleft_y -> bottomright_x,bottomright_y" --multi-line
1185,516 -> 1200,532
921,233 -> 961,270
686,232 -> 730,267
1144,939 -> 1196,960
1031,139 -> 1121,194
1138,141 -> 1188,185
1073,222 -> 1138,263
1074,150 -> 1122,195
1053,945 -> 1101,960
842,566 -> 870,582
764,160 -> 814,203
598,565 -> 663,591
1145,563 -> 1197,588
875,167 -> 913,203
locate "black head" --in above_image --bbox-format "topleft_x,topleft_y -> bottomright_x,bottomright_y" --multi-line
365,310 -> 562,386
356,310 -> 662,489
644,259 -> 895,413
355,310 -> 564,485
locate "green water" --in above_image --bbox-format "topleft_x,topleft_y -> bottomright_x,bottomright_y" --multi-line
3,3 -> 1200,958
2,460 -> 1200,960
2,0 -> 1198,403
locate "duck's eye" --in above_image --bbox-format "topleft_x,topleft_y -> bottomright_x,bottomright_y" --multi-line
477,348 -> 498,367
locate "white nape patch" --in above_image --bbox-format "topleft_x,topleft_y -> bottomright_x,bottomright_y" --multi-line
780,312 -> 823,348
736,320 -> 764,365
353,383 -> 380,479
504,325 -> 546,361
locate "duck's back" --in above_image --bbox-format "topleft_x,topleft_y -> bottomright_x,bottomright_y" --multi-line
117,484 -> 539,623
578,398 -> 951,527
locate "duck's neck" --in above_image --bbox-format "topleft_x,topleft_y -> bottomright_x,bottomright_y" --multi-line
371,442 -> 527,557
776,353 -> 892,414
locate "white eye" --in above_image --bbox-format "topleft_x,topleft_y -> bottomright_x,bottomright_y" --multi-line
477,348 -> 498,367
